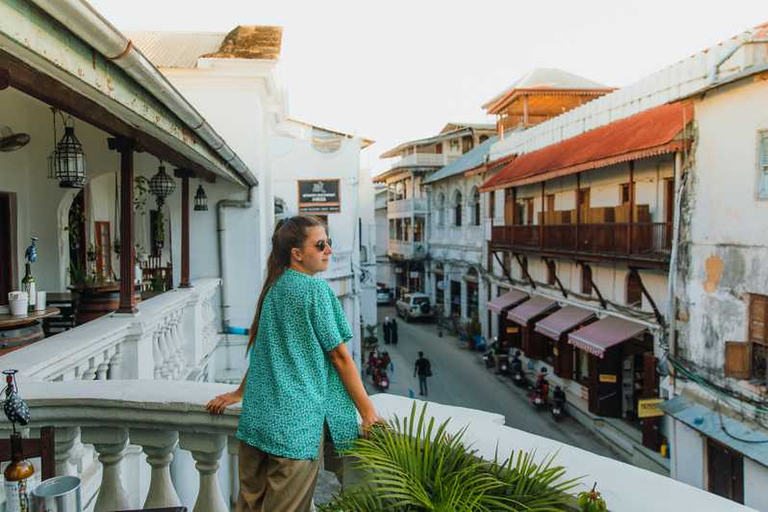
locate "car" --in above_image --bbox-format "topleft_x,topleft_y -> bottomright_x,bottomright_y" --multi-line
376,287 -> 393,305
395,293 -> 432,322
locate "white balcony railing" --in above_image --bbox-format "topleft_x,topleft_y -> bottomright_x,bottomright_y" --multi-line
389,153 -> 448,169
387,240 -> 427,259
387,198 -> 429,215
2,278 -> 221,383
3,388 -> 750,512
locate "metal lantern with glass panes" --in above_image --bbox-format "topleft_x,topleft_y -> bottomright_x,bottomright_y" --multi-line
194,183 -> 208,211
148,162 -> 176,208
51,118 -> 86,188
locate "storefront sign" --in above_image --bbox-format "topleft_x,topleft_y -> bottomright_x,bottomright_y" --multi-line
298,179 -> 341,213
599,374 -> 617,383
506,326 -> 519,334
638,398 -> 664,418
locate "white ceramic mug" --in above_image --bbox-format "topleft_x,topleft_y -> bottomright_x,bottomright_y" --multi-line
8,291 -> 28,317
35,291 -> 47,312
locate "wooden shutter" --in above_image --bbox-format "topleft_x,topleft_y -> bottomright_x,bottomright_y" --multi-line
724,342 -> 751,379
749,294 -> 768,345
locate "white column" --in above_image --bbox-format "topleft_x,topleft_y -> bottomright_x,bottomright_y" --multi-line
82,427 -> 131,512
131,429 -> 183,509
179,432 -> 228,512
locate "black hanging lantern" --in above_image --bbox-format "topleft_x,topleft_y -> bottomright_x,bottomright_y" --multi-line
51,118 -> 87,188
148,161 -> 176,208
194,183 -> 208,211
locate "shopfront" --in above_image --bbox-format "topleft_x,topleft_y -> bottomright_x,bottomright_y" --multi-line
535,306 -> 596,379
568,316 -> 660,449
486,288 -> 528,348
465,267 -> 479,320
506,295 -> 559,360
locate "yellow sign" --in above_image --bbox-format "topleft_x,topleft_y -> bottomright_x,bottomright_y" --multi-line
599,374 -> 617,383
638,398 -> 664,418
506,326 -> 519,334
553,347 -> 559,356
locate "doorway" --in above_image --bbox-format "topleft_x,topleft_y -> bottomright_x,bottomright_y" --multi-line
0,192 -> 17,305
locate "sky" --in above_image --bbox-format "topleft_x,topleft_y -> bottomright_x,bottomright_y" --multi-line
89,0 -> 767,173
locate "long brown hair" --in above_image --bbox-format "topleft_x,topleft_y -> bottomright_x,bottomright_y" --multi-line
247,215 -> 325,353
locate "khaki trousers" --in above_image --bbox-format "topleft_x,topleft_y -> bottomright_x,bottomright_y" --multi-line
236,430 -> 330,512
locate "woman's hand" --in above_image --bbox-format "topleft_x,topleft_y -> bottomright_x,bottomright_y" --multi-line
205,390 -> 243,415
361,412 -> 384,438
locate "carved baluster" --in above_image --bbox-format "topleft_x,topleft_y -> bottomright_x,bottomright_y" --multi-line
81,427 -> 131,512
179,432 -> 228,512
152,329 -> 164,380
96,351 -> 110,380
173,311 -> 187,376
82,358 -> 97,380
131,429 -> 182,508
158,326 -> 173,380
108,344 -> 123,380
54,427 -> 81,477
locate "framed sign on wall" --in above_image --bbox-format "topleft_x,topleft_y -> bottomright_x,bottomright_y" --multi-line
298,179 -> 341,213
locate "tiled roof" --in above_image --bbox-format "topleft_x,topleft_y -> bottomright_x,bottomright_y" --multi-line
424,136 -> 498,184
479,101 -> 692,192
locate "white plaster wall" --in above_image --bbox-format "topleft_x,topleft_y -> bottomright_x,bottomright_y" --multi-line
680,78 -> 768,371
671,420 -> 705,489
744,457 -> 768,512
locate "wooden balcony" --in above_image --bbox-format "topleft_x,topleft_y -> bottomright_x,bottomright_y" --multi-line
491,222 -> 672,265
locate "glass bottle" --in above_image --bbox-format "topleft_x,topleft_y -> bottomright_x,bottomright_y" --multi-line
3,432 -> 34,512
20,263 -> 36,309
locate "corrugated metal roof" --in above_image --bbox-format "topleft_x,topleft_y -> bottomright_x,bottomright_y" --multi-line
380,125 -> 495,158
479,101 -> 692,192
128,31 -> 226,68
483,68 -> 611,110
661,395 -> 768,467
424,136 -> 498,184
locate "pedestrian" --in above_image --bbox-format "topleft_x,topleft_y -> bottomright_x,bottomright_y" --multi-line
206,215 -> 380,512
383,316 -> 391,345
414,351 -> 432,396
390,317 -> 399,345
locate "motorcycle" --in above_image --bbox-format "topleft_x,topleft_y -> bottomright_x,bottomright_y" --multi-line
510,351 -> 526,387
551,386 -> 566,421
483,338 -> 498,369
496,353 -> 510,375
372,366 -> 390,391
530,367 -> 550,410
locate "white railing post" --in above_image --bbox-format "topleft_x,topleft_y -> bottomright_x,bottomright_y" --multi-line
54,427 -> 81,477
96,352 -> 110,380
131,429 -> 183,509
81,427 -> 131,512
179,432 -> 229,512
108,344 -> 123,380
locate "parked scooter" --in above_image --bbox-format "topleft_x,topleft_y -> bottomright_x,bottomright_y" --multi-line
372,366 -> 390,391
482,337 -> 498,369
551,385 -> 566,421
530,367 -> 550,410
510,351 -> 526,387
496,353 -> 510,375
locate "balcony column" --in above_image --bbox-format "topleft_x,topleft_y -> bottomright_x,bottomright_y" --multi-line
179,432 -> 229,512
81,427 -> 131,512
108,137 -> 138,314
627,161 -> 635,254
131,429 -> 183,508
175,169 -> 195,289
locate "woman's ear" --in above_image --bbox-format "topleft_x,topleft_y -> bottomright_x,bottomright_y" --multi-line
291,246 -> 302,262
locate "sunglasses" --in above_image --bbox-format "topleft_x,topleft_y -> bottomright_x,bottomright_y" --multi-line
314,238 -> 333,252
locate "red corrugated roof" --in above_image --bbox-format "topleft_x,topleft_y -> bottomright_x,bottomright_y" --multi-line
479,101 -> 693,192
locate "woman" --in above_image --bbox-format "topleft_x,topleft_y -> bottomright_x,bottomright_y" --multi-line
206,215 -> 379,512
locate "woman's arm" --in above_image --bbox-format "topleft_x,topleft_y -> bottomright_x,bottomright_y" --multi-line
206,370 -> 248,415
328,343 -> 380,435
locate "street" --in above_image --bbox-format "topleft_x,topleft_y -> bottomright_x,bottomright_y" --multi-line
368,306 -> 624,462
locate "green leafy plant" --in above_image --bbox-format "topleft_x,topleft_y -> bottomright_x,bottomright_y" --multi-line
134,176 -> 151,214
320,403 -> 580,511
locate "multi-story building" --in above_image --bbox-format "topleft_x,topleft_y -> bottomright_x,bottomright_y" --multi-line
374,123 -> 495,297
479,23 -> 768,507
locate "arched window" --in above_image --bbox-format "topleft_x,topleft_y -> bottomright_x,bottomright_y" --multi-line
471,187 -> 481,226
454,190 -> 463,227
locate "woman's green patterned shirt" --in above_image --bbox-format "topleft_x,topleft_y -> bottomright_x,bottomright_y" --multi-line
236,268 -> 357,460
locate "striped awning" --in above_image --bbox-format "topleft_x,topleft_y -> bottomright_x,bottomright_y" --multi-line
506,296 -> 558,326
535,306 -> 596,341
568,316 -> 647,358
486,289 -> 528,315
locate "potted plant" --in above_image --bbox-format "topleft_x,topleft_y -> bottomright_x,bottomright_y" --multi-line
320,403 -> 582,511
363,324 -> 378,349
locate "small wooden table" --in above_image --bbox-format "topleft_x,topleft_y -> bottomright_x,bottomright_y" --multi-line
0,308 -> 61,356
0,308 -> 61,329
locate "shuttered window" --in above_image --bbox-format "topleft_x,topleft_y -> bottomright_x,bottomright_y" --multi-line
759,131 -> 768,199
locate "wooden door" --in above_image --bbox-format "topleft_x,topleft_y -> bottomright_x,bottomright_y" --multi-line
0,192 -> 15,305
504,189 -> 515,225
641,353 -> 661,450
554,334 -> 574,378
95,221 -> 112,280
665,179 -> 675,224
707,439 -> 744,504
525,199 -> 534,226
588,349 -> 622,417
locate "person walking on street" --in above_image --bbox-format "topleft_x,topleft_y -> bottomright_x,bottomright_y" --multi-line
414,351 -> 432,396
390,317 -> 399,345
383,316 -> 391,345
206,215 -> 380,512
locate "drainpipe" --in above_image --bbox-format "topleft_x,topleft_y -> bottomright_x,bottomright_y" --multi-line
217,187 -> 254,332
28,0 -> 256,187
667,152 -> 684,378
